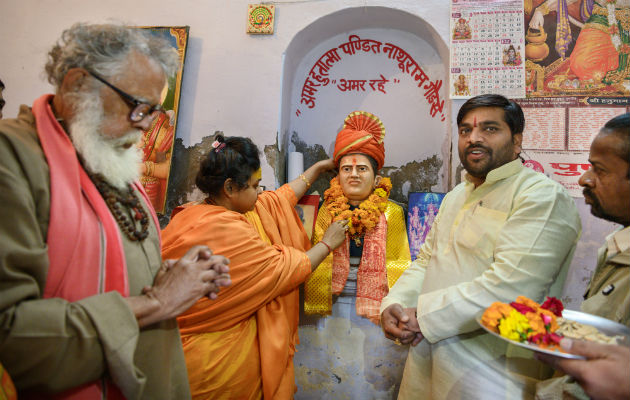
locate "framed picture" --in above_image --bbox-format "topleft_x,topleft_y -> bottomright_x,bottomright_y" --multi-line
296,195 -> 320,240
137,26 -> 189,214
407,192 -> 446,261
247,4 -> 275,34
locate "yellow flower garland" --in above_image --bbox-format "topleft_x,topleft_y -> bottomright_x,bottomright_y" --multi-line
324,176 -> 392,245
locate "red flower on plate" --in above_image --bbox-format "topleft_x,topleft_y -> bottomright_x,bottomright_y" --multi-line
541,297 -> 563,317
510,301 -> 536,315
528,332 -> 563,346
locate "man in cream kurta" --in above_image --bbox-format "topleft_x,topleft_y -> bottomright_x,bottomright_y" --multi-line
380,94 -> 581,399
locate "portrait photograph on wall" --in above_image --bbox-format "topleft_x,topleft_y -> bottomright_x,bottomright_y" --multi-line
137,26 -> 189,214
407,192 -> 446,261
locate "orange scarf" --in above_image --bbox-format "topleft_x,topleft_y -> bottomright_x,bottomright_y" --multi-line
33,94 -> 159,400
331,213 -> 389,323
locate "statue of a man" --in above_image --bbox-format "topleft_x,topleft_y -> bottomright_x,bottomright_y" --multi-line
296,111 -> 412,398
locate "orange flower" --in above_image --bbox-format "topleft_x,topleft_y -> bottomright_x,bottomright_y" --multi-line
525,312 -> 546,335
515,296 -> 541,312
481,302 -> 514,332
324,176 -> 392,245
539,308 -> 559,332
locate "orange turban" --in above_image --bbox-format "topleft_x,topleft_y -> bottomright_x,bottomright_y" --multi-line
333,111 -> 386,170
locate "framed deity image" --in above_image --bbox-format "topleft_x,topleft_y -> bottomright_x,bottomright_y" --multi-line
407,192 -> 446,261
296,194 -> 320,240
247,4 -> 275,34
137,26 -> 189,214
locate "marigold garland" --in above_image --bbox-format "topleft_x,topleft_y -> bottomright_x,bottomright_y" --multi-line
324,176 -> 392,246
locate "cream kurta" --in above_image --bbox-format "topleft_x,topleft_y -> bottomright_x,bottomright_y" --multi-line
0,106 -> 189,398
381,159 -> 581,400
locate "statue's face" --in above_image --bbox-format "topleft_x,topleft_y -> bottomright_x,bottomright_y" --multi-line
338,154 -> 379,205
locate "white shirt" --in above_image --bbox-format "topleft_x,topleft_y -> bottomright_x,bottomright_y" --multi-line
381,159 -> 581,400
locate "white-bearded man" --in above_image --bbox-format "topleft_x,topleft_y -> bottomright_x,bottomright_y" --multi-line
0,23 -> 231,399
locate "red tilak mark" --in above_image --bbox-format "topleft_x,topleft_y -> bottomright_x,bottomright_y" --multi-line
352,157 -> 357,167
473,116 -> 477,127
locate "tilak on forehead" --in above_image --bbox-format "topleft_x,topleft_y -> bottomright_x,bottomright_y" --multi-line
252,167 -> 262,181
333,111 -> 386,169
473,115 -> 477,127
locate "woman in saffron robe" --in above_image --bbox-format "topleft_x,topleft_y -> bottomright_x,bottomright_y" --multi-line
161,135 -> 347,400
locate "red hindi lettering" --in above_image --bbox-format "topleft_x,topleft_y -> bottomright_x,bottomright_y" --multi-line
309,66 -> 330,86
413,67 -> 430,88
338,35 -> 363,55
368,74 -> 389,93
382,43 -> 401,60
337,79 -> 350,92
302,78 -> 320,97
424,79 -> 444,118
361,38 -> 382,54
321,48 -> 342,67
300,94 -> 316,109
550,163 -> 582,176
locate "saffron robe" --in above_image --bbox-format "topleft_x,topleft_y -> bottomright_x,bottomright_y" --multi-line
161,185 -> 311,399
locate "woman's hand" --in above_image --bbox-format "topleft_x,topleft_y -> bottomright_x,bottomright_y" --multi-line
322,219 -> 348,250
314,159 -> 335,173
306,220 -> 348,271
289,158 -> 337,199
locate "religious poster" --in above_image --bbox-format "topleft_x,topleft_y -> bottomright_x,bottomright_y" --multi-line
137,26 -> 189,214
407,192 -> 446,261
524,0 -> 630,98
450,0 -> 527,99
296,195 -> 320,240
517,96 -> 627,196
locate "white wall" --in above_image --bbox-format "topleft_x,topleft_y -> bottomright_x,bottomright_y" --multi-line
282,7 -> 450,196
0,0 -> 451,190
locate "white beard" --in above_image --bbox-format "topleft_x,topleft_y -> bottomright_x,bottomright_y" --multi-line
68,94 -> 142,190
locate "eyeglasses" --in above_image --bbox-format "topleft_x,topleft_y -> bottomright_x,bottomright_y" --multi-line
87,70 -> 164,122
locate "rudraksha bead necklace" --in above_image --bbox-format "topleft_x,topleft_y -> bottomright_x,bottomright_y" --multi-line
89,172 -> 150,241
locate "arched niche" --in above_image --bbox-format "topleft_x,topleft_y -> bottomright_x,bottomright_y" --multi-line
278,6 -> 451,203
